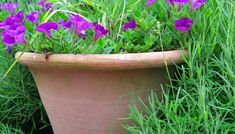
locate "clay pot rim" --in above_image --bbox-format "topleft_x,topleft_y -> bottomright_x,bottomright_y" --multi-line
15,50 -> 188,70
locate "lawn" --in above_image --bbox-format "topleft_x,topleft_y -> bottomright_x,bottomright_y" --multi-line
0,0 -> 234,134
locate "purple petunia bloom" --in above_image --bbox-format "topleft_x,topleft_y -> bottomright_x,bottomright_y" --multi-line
123,20 -> 138,32
94,24 -> 109,41
146,0 -> 157,7
0,2 -> 18,15
36,22 -> 58,38
38,0 -> 49,9
2,25 -> 27,53
191,0 -> 206,10
0,10 -> 26,53
37,0 -> 53,11
70,15 -> 93,37
0,11 -> 24,30
174,17 -> 193,33
37,0 -> 47,7
45,3 -> 53,11
26,11 -> 39,25
58,21 -> 72,29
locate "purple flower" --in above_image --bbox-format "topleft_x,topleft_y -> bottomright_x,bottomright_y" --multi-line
58,21 -> 72,29
36,22 -> 58,37
123,20 -> 138,32
0,2 -> 18,15
174,17 -> 193,33
45,3 -> 53,11
26,11 -> 39,25
0,11 -> 24,30
70,14 -> 84,22
12,11 -> 24,23
70,15 -> 93,36
94,24 -> 109,41
37,0 -> 46,7
146,0 -> 157,7
191,0 -> 206,10
37,0 -> 53,11
2,25 -> 27,53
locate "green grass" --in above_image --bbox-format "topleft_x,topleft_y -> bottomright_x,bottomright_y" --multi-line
125,0 -> 235,133
0,123 -> 23,134
0,1 -> 52,133
0,46 -> 52,133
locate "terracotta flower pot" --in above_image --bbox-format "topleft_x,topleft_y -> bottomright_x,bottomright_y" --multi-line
16,50 -> 187,134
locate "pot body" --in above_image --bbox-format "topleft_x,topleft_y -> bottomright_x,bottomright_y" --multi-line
16,50 -> 187,134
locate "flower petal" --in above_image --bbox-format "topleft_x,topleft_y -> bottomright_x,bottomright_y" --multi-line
94,24 -> 109,41
2,32 -> 15,46
26,11 -> 39,25
2,25 -> 27,45
191,0 -> 206,10
36,22 -> 58,38
0,2 -> 18,15
123,20 -> 137,32
70,15 -> 93,35
58,21 -> 73,29
174,17 -> 193,33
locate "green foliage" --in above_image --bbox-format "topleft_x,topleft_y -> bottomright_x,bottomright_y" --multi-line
0,1 -> 52,133
1,0 -> 199,54
0,46 -> 52,133
125,0 -> 235,133
43,0 -> 188,54
0,123 -> 23,134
